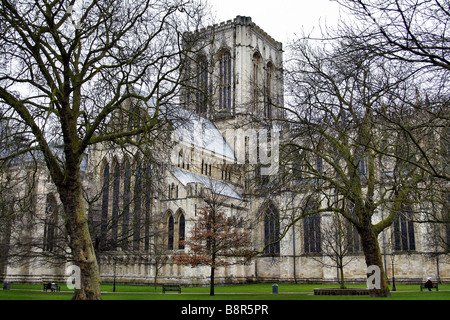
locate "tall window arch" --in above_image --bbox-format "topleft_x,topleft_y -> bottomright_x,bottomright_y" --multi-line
133,161 -> 143,251
264,62 -> 273,119
394,202 -> 416,251
219,49 -> 232,111
346,201 -> 361,252
446,194 -> 450,252
195,54 -> 208,114
264,203 -> 280,255
178,213 -> 185,250
304,202 -> 321,253
168,214 -> 174,250
355,148 -> 368,177
178,150 -> 184,168
122,160 -> 131,250
43,194 -> 58,252
101,162 -> 110,249
316,156 -> 323,175
144,162 -> 152,251
252,52 -> 262,111
112,161 -> 121,248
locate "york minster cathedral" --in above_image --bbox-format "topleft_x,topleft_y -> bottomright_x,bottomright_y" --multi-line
1,16 -> 448,286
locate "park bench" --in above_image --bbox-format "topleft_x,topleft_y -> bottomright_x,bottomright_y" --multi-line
162,284 -> 181,294
43,282 -> 61,292
420,283 -> 438,291
420,274 -> 439,291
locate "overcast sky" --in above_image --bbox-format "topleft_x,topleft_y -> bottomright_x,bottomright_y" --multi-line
205,0 -> 344,44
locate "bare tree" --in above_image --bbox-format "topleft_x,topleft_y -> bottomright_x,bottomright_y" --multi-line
0,0 -> 207,299
0,119 -> 48,273
149,213 -> 172,291
174,180 -> 254,296
257,0 -> 450,297
335,0 -> 449,182
319,207 -> 361,289
337,0 -> 450,72
272,31 -> 436,296
335,0 -> 450,272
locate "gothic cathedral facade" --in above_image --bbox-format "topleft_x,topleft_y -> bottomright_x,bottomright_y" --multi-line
1,16 -> 447,286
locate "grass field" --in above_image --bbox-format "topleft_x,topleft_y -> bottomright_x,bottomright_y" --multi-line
1,282 -> 449,300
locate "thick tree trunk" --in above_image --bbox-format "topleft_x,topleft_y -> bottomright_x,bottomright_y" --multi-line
359,225 -> 391,297
59,174 -> 102,300
209,266 -> 215,296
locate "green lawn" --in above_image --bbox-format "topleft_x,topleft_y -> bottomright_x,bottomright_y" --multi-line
1,282 -> 449,300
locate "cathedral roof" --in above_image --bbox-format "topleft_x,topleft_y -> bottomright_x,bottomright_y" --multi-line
172,168 -> 241,200
171,108 -> 236,162
129,86 -> 236,161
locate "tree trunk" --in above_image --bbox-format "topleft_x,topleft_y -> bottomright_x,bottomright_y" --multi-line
359,225 -> 391,297
338,257 -> 346,289
154,263 -> 160,291
209,266 -> 215,296
59,173 -> 102,300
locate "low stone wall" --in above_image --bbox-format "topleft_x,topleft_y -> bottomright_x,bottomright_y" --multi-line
313,288 -> 370,295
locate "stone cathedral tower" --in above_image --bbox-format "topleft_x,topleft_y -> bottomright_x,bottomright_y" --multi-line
182,16 -> 284,128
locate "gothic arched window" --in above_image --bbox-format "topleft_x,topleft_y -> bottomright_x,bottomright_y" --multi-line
101,163 -> 110,249
179,213 -> 185,250
355,148 -> 368,177
122,160 -> 131,250
252,52 -> 262,110
168,214 -> 174,250
133,162 -> 143,250
195,55 -> 208,114
144,162 -> 152,251
304,202 -> 321,253
316,156 -> 323,175
394,203 -> 416,251
43,194 -> 58,252
264,62 -> 273,119
264,203 -> 280,255
178,150 -> 184,168
346,201 -> 361,252
219,49 -> 232,111
112,162 -> 121,247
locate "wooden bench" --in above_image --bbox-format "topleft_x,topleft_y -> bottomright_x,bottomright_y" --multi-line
43,282 -> 61,292
162,284 -> 181,294
420,283 -> 438,291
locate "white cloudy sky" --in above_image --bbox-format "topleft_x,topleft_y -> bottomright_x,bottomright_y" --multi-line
205,0 -> 345,44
